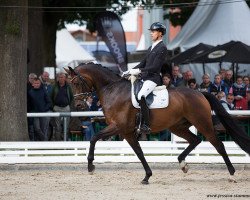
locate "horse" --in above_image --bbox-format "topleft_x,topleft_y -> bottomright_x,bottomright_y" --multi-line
65,63 -> 250,184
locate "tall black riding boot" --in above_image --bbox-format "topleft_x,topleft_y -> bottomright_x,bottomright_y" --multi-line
139,96 -> 151,135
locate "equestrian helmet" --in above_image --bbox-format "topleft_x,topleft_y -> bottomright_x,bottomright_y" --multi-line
148,22 -> 166,35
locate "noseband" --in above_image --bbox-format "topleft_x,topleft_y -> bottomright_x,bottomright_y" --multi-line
70,69 -> 93,96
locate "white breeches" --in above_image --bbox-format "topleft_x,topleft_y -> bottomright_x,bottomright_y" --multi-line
137,80 -> 157,100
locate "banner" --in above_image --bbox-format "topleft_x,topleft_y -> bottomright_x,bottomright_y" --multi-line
95,11 -> 128,72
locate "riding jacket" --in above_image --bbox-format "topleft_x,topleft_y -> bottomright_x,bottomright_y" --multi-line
134,41 -> 168,86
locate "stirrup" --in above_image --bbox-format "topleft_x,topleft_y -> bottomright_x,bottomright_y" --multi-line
140,124 -> 151,135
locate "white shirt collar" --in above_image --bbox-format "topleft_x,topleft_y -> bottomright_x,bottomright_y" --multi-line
151,40 -> 162,51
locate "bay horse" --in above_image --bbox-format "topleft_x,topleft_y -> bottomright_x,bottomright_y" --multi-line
65,63 -> 250,184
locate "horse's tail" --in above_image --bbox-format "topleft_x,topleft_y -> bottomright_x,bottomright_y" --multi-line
202,92 -> 250,155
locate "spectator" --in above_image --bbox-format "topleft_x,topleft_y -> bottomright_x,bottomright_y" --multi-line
219,68 -> 226,80
208,74 -> 228,96
246,89 -> 250,110
171,65 -> 183,87
216,91 -> 226,101
230,76 -> 247,110
28,78 -> 51,141
51,72 -> 74,140
39,71 -> 52,96
223,69 -> 233,90
188,78 -> 200,90
220,93 -> 235,111
75,95 -> 96,141
243,76 -> 250,91
162,73 -> 175,88
27,73 -> 37,141
182,70 -> 193,87
200,73 -> 212,92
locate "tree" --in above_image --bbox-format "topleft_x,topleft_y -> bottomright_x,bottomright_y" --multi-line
0,0 -> 29,141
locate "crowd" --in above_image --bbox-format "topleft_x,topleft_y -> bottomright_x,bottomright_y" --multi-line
26,65 -> 250,142
27,71 -> 104,142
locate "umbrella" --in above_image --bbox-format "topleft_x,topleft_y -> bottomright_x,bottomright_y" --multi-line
171,43 -> 214,65
189,41 -> 250,64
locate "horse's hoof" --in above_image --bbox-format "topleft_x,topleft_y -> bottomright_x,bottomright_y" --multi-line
180,160 -> 189,173
141,180 -> 149,185
88,164 -> 95,175
228,175 -> 237,183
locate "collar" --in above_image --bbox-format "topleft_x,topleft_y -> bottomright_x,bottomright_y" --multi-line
151,40 -> 162,51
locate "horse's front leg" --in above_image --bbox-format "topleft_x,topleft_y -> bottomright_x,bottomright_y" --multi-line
87,124 -> 119,174
125,136 -> 152,184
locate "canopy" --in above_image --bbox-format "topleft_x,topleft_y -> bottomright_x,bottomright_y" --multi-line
189,41 -> 250,64
56,29 -> 95,69
171,43 -> 214,65
168,0 -> 250,51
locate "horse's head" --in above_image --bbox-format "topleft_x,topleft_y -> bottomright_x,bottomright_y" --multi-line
64,66 -> 94,101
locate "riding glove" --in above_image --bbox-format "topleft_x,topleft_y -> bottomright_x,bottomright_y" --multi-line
129,68 -> 141,75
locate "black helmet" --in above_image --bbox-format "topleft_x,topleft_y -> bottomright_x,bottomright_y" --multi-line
148,22 -> 166,35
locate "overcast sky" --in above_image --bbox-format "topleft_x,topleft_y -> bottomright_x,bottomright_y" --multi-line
66,8 -> 137,32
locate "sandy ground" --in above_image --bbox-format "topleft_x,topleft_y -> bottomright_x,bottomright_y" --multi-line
0,163 -> 249,200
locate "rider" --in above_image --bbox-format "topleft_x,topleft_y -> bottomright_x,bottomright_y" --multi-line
125,22 -> 168,135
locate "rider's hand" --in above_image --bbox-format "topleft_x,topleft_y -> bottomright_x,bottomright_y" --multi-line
121,70 -> 129,77
129,68 -> 141,75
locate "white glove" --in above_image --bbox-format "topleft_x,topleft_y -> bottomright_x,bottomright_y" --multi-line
129,68 -> 141,75
121,70 -> 129,77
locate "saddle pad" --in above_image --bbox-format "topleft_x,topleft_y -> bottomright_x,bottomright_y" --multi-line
131,88 -> 169,109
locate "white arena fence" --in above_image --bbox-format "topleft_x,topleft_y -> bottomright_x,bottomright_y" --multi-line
0,141 -> 249,164
0,110 -> 248,164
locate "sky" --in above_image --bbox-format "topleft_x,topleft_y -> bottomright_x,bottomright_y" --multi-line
65,8 -> 137,32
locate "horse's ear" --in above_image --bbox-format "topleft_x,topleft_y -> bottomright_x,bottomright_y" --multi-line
64,66 -> 77,76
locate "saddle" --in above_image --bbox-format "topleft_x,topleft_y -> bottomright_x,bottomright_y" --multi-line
130,75 -> 169,109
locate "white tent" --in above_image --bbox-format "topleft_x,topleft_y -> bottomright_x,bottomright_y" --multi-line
168,0 -> 250,51
56,29 -> 95,69
167,0 -> 250,83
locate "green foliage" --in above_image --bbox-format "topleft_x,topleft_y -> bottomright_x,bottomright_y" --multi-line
5,21 -> 20,36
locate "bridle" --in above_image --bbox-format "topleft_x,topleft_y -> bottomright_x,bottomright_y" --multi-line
70,67 -> 94,98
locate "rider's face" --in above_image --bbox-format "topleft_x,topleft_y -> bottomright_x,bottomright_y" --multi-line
150,30 -> 162,42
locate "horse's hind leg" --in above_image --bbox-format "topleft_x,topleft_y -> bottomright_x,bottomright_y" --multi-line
125,136 -> 152,184
87,124 -> 119,174
206,135 -> 235,176
170,126 -> 201,173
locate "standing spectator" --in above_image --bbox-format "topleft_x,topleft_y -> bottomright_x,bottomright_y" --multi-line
171,65 -> 183,87
223,69 -> 233,90
28,78 -> 51,141
39,71 -> 52,96
208,74 -> 228,96
27,73 -> 37,141
230,76 -> 247,110
188,78 -> 200,90
51,73 -> 74,140
219,68 -> 226,80
162,73 -> 175,88
200,73 -> 212,92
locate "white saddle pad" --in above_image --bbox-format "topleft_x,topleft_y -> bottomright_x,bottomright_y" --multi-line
131,86 -> 169,109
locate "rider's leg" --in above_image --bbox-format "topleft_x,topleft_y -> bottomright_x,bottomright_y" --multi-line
137,80 -> 157,135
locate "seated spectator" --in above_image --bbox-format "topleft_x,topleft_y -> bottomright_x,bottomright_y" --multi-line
188,78 -> 200,90
162,73 -> 175,88
230,76 -> 247,110
77,94 -> 96,141
170,65 -> 184,87
216,91 -> 226,101
208,74 -> 228,96
220,93 -> 235,111
200,73 -> 212,92
246,89 -> 250,110
243,76 -> 250,91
